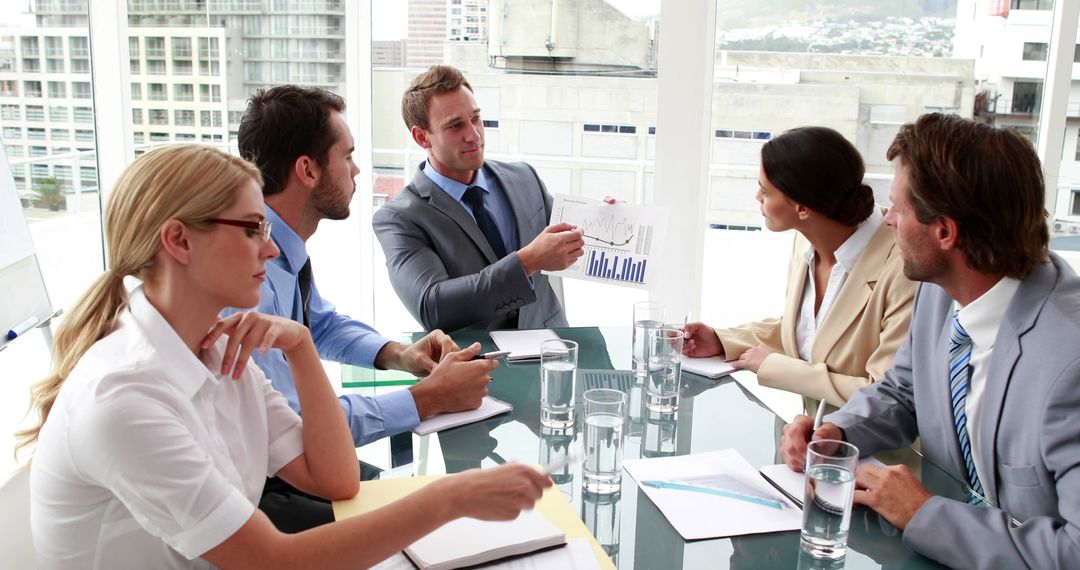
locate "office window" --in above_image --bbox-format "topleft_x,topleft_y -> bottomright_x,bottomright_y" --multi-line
146,59 -> 166,75
1022,42 -> 1048,61
25,105 -> 44,121
2,127 -> 22,140
128,36 -> 139,58
244,62 -> 264,81
131,83 -> 141,100
149,132 -> 170,142
5,145 -> 23,157
132,108 -> 143,125
146,36 -> 165,57
149,109 -> 168,125
54,165 -> 72,183
173,83 -> 194,101
73,107 -> 92,123
1012,81 -> 1042,114
483,120 -> 499,129
173,60 -> 193,75
74,129 -> 94,142
198,37 -> 219,59
271,39 -> 288,59
49,105 -> 69,121
70,58 -> 89,74
0,80 -> 17,96
130,59 -> 140,74
21,36 -> 39,57
45,36 -> 63,57
228,111 -> 243,125
199,60 -> 220,76
243,39 -> 262,59
1,105 -> 20,120
27,127 -> 46,140
148,83 -> 166,100
80,166 -> 96,187
174,110 -> 194,126
51,128 -> 70,141
47,81 -> 66,98
200,110 -> 211,127
70,36 -> 89,58
46,58 -> 65,73
24,80 -> 42,98
22,58 -> 40,73
171,37 -> 192,58
72,81 -> 92,99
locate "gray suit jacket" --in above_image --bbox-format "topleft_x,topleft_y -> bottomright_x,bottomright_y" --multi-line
828,253 -> 1080,568
373,160 -> 568,332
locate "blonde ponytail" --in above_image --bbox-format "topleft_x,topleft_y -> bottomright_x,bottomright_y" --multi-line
13,144 -> 261,464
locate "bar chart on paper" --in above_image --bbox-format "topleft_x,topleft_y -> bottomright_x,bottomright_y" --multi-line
545,194 -> 667,289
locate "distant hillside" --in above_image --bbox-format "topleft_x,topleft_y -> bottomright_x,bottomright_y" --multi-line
715,0 -> 957,29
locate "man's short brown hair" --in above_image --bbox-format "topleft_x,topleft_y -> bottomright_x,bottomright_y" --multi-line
401,65 -> 473,131
887,113 -> 1048,279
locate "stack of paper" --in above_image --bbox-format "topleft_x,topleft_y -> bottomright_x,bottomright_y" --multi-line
624,449 -> 802,540
489,329 -> 560,361
404,510 -> 567,570
413,396 -> 513,436
681,356 -> 737,379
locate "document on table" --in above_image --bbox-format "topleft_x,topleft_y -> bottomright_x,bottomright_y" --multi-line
371,539 -> 599,570
543,194 -> 668,290
623,449 -> 802,540
730,369 -> 804,423
759,458 -> 885,509
490,329 -> 560,361
413,396 -> 513,436
681,356 -> 737,379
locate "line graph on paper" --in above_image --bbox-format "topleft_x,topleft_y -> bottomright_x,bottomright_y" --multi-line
545,195 -> 667,289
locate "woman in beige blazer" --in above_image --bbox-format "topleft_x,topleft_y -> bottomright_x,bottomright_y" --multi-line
684,127 -> 915,412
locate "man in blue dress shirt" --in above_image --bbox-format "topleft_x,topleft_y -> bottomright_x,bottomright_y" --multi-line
233,85 -> 497,532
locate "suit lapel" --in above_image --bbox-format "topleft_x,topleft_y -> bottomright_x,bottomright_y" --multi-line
412,165 -> 498,263
780,233 -> 807,354
811,223 -> 893,362
485,161 -> 528,243
977,259 -> 1056,504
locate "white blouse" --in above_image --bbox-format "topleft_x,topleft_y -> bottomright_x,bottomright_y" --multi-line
31,287 -> 305,569
795,209 -> 884,361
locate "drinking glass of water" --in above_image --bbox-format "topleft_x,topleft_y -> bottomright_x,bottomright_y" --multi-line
540,339 -> 578,429
800,439 -> 860,560
582,388 -> 627,495
632,302 -> 664,379
646,327 -> 683,413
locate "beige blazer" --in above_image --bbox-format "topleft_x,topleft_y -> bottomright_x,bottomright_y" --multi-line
714,222 -> 915,410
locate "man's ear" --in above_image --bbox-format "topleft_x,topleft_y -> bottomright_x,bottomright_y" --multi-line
933,216 -> 960,251
159,219 -> 193,265
411,125 -> 431,150
292,155 -> 320,190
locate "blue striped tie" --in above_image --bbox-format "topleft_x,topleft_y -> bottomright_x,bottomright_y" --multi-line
948,311 -> 985,504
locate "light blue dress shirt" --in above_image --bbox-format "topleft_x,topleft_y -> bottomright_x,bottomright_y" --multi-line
223,206 -> 420,446
421,161 -> 521,254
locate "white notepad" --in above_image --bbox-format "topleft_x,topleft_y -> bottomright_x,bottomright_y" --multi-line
413,396 -> 513,436
404,509 -> 567,570
489,329 -> 560,361
681,356 -> 737,379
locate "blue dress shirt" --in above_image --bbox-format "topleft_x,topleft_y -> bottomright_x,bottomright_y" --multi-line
421,162 -> 521,254
223,205 -> 420,446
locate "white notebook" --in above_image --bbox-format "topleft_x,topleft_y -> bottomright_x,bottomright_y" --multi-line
413,396 -> 513,436
489,329 -> 560,361
681,356 -> 737,379
404,509 -> 567,570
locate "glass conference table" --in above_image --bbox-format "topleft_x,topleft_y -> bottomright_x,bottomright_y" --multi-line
343,327 -> 975,570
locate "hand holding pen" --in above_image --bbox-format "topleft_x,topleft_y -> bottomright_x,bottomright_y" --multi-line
780,398 -> 845,473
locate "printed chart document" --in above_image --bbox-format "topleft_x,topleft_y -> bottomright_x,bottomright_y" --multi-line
413,396 -> 513,436
759,457 -> 886,509
681,356 -> 737,379
624,449 -> 801,540
544,194 -> 668,289
404,509 -> 566,570
490,329 -> 560,361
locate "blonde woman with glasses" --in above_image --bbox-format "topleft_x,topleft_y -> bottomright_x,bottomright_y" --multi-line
19,144 -> 550,569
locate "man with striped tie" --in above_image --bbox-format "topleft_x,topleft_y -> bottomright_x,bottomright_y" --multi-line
779,113 -> 1080,568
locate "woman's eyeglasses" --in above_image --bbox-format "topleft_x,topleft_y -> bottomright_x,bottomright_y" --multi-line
206,218 -> 272,241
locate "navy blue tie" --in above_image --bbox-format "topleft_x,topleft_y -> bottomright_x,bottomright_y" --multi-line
462,185 -> 507,259
298,258 -> 313,329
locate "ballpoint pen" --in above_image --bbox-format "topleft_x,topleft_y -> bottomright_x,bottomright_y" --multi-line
812,398 -> 828,431
471,350 -> 511,361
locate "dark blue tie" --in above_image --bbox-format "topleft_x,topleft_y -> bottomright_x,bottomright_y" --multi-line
297,258 -> 313,329
462,185 -> 507,259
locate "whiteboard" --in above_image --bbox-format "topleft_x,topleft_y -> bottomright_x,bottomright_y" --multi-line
0,145 -> 53,343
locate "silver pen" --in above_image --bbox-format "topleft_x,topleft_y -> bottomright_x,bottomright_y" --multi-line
812,398 -> 828,430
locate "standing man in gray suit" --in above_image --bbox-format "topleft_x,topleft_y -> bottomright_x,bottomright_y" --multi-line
780,113 -> 1080,568
374,65 -> 585,332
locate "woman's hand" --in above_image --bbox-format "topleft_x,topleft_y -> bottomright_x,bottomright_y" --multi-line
442,464 -> 553,521
202,312 -> 313,379
682,322 -> 723,358
733,343 -> 774,373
